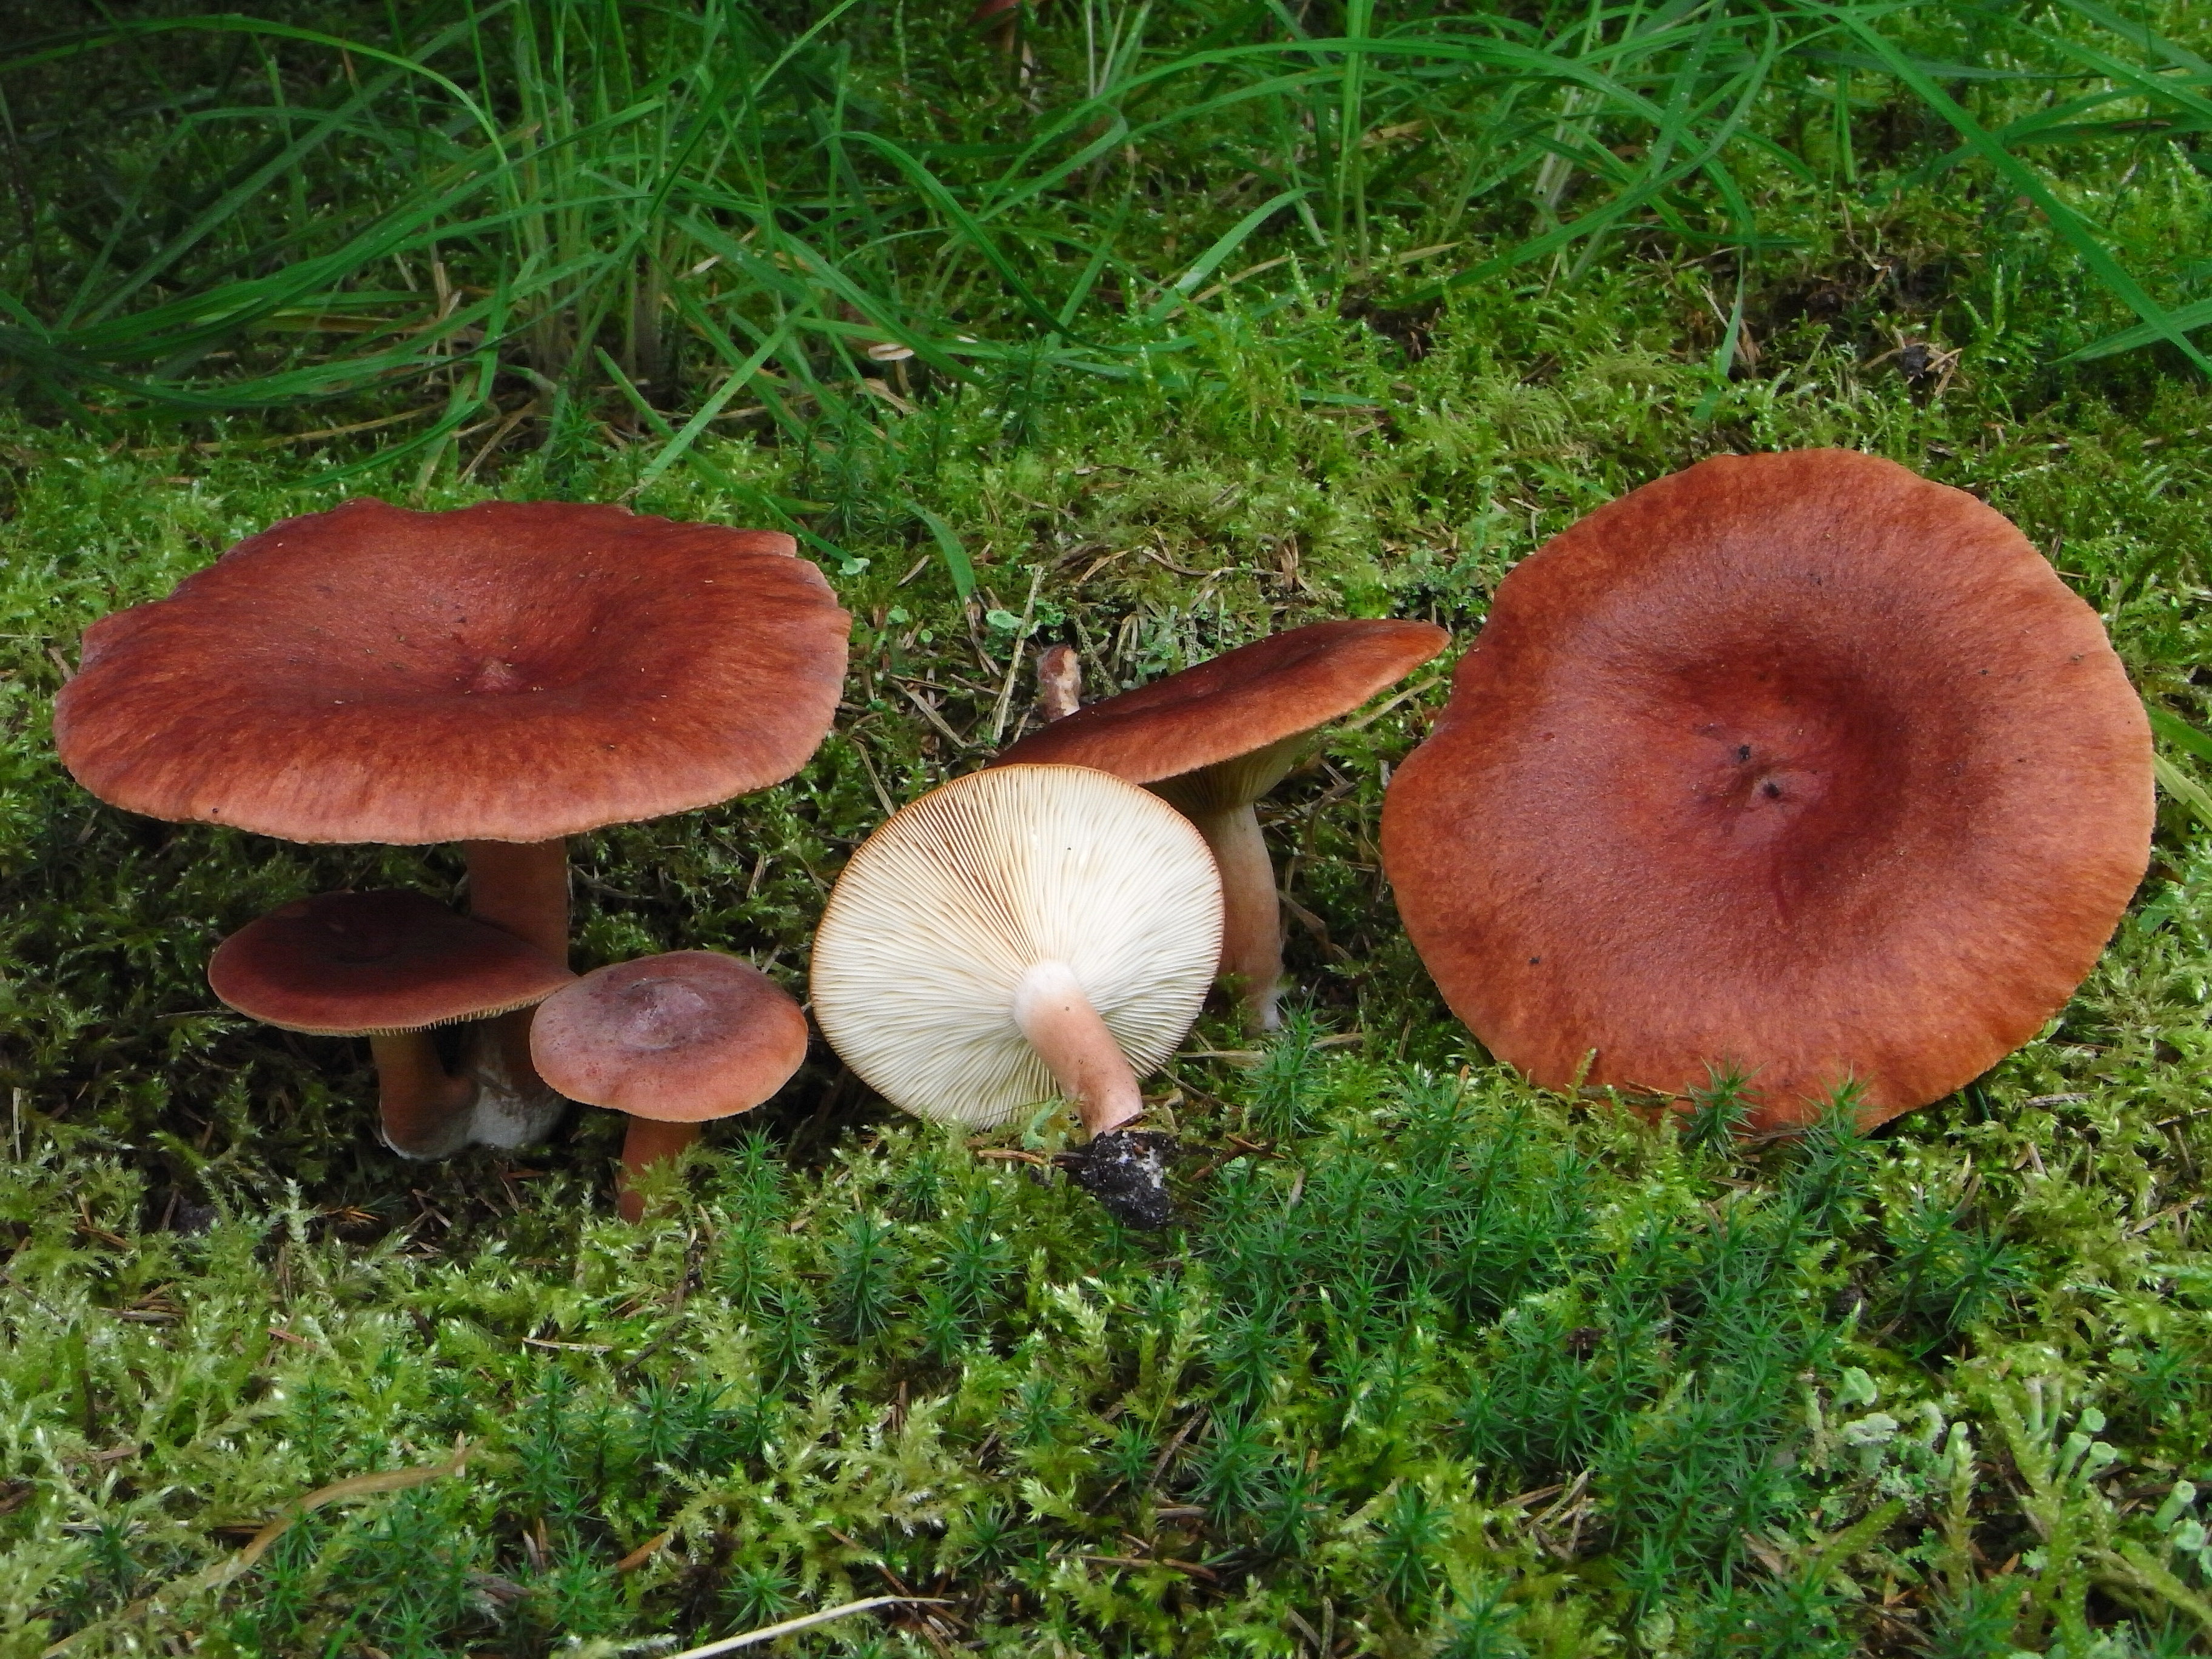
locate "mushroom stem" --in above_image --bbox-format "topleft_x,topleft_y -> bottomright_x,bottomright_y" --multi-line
615,1118 -> 702,1223
370,1031 -> 479,1159
1013,960 -> 1145,1136
1185,804 -> 1284,1032
463,839 -> 571,961
461,838 -> 571,1144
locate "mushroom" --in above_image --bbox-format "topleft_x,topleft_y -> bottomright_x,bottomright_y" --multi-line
1381,449 -> 2154,1131
808,764 -> 1221,1226
993,619 -> 1447,1030
1035,643 -> 1083,721
530,951 -> 808,1222
54,496 -> 848,1148
207,891 -> 575,1158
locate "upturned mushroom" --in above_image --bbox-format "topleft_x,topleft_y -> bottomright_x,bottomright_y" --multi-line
530,951 -> 808,1222
208,891 -> 575,1158
55,497 -> 848,1148
993,620 -> 1447,1030
1381,449 -> 2154,1131
809,764 -> 1221,1226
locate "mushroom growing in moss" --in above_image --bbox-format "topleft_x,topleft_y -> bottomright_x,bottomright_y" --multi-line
55,497 -> 848,1148
808,764 -> 1221,1226
1381,449 -> 2154,1131
993,620 -> 1447,1029
531,951 -> 808,1221
209,891 -> 574,1158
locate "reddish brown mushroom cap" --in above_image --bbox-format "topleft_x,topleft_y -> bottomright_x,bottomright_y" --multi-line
992,619 -> 1448,791
1381,449 -> 2154,1130
54,497 -> 851,844
209,890 -> 575,1036
530,951 -> 808,1124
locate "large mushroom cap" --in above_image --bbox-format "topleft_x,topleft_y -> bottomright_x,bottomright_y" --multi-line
55,497 -> 851,844
809,765 -> 1222,1127
209,890 -> 575,1036
992,618 -> 1447,794
530,951 -> 808,1124
1381,449 -> 2153,1130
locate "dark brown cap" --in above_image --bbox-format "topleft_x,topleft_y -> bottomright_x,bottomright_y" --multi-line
529,951 -> 808,1124
55,497 -> 851,844
1381,449 -> 2154,1130
992,619 -> 1448,802
209,890 -> 575,1036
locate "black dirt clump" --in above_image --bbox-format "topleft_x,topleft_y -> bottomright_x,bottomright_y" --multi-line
1061,1130 -> 1178,1229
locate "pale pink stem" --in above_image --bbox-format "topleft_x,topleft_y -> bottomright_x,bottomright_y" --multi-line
1012,960 -> 1144,1136
1187,803 -> 1284,1032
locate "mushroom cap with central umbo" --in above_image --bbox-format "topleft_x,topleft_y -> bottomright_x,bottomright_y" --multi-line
1381,449 -> 2154,1130
809,765 -> 1222,1127
52,497 -> 851,845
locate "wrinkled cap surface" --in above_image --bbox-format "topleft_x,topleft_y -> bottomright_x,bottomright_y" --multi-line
530,951 -> 808,1123
209,890 -> 575,1036
1381,449 -> 2154,1130
55,497 -> 851,843
993,619 -> 1448,799
809,765 -> 1222,1127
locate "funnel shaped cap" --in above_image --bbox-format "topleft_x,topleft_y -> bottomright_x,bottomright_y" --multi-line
1381,449 -> 2153,1129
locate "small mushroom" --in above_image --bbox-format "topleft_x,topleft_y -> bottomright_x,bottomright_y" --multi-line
530,951 -> 808,1222
207,891 -> 574,1158
993,620 -> 1447,1029
809,765 -> 1221,1226
1381,449 -> 2154,1131
55,497 -> 848,1150
1035,643 -> 1082,721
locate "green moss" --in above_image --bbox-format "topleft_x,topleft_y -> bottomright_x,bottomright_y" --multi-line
7,4 -> 2212,1651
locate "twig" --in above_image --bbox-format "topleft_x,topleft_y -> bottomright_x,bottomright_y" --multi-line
132,404 -> 439,457
987,567 -> 1045,746
613,1530 -> 673,1572
664,1597 -> 951,1659
1081,1553 -> 1218,1581
897,681 -> 971,749
1074,546 -> 1137,584
846,734 -> 898,817
1279,893 -> 1353,964
2126,1195 -> 2204,1237
458,398 -> 538,486
1340,672 -> 1445,732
